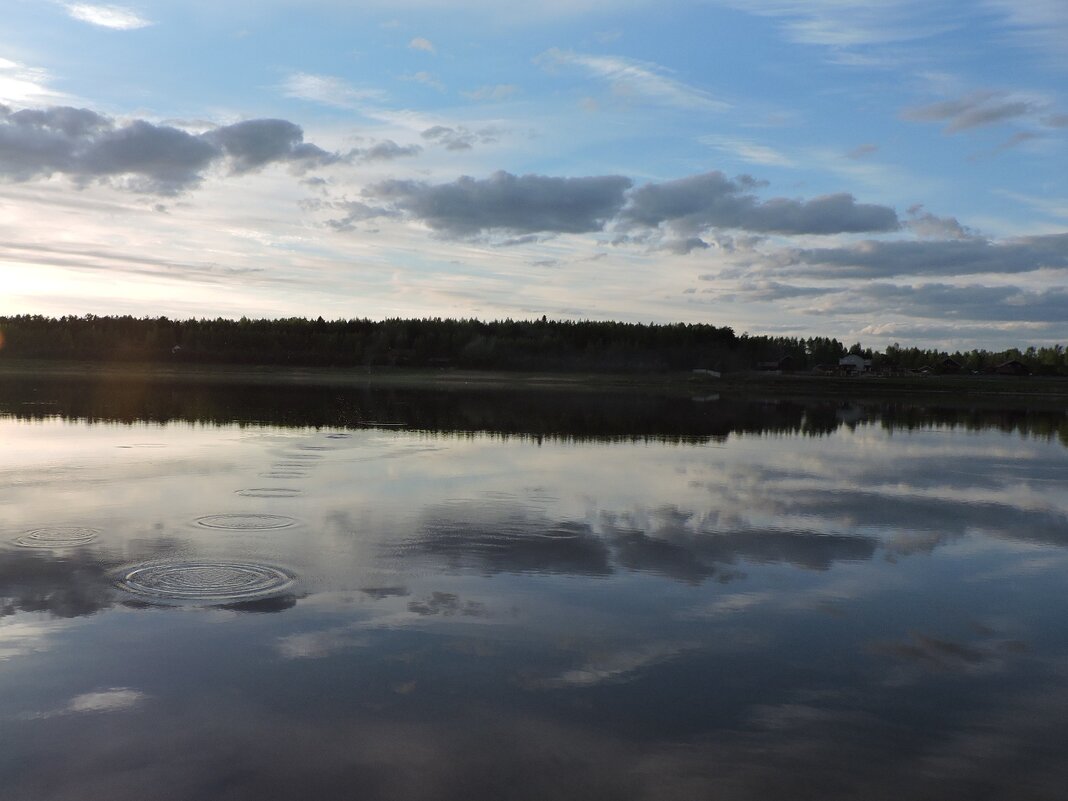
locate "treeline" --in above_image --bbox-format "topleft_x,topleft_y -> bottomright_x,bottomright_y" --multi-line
0,314 -> 779,371
0,314 -> 1065,375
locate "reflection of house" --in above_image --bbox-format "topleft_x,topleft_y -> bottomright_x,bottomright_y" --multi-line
838,354 -> 871,373
995,359 -> 1029,376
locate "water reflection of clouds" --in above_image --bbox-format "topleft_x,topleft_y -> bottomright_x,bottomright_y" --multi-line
7,678 -> 1068,801
0,548 -> 117,619
21,687 -> 148,719
404,503 -> 879,583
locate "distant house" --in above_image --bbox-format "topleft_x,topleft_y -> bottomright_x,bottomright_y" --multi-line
838,354 -> 871,373
935,357 -> 962,374
995,359 -> 1029,376
756,356 -> 795,372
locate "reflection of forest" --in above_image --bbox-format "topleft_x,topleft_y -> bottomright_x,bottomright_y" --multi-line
1,376 -> 1065,446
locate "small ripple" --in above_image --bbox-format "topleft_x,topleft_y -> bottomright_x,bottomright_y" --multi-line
235,488 -> 304,499
194,514 -> 297,530
117,561 -> 293,602
281,453 -> 324,461
14,527 -> 100,549
325,433 -> 352,439
260,471 -> 308,479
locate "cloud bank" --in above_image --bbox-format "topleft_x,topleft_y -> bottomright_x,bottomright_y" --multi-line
363,171 -> 634,237
0,105 -> 336,194
620,171 -> 900,236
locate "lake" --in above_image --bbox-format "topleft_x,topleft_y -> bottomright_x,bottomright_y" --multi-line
2,376 -> 1067,800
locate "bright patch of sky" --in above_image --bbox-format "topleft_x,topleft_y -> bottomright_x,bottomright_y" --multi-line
0,0 -> 1065,347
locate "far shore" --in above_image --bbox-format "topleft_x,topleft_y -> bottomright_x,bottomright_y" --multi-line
3,359 -> 1068,403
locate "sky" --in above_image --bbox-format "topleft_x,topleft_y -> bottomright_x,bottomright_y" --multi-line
1,0 -> 1066,349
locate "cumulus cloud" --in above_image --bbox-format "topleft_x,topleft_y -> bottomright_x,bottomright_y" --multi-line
902,90 -> 1046,132
777,232 -> 1068,279
202,119 -> 335,174
64,3 -> 152,30
419,124 -> 500,151
363,170 -> 633,237
0,105 -> 338,194
620,171 -> 899,236
662,237 -> 712,255
409,37 -> 436,53
905,205 -> 974,239
354,139 -> 422,162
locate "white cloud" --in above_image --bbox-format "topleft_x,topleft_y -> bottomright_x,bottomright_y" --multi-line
409,37 -> 436,54
280,72 -> 385,109
701,135 -> 795,167
536,48 -> 729,112
0,58 -> 67,105
64,3 -> 153,30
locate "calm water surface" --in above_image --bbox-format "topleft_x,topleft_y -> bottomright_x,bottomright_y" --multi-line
2,380 -> 1067,800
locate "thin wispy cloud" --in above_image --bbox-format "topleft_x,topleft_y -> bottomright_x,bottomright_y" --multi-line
536,48 -> 729,112
279,72 -> 384,109
701,136 -> 795,167
0,58 -> 67,105
902,90 -> 1048,133
982,0 -> 1068,63
404,71 -> 446,92
64,3 -> 152,30
463,84 -> 519,102
714,0 -> 958,47
847,143 -> 879,159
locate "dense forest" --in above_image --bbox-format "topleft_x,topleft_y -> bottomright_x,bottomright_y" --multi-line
0,314 -> 1066,375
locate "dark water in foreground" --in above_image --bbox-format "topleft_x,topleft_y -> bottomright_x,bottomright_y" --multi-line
1,379 -> 1067,800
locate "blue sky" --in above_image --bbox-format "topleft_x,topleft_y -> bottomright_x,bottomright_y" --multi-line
1,1 -> 1066,348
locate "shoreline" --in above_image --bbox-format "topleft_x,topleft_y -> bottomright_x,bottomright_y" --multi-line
3,359 -> 1068,402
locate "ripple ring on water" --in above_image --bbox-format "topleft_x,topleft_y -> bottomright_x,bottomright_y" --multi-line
117,562 -> 293,601
235,488 -> 304,499
194,514 -> 297,530
14,527 -> 99,548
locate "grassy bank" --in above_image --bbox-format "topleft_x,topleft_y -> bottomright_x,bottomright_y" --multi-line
3,358 -> 1068,402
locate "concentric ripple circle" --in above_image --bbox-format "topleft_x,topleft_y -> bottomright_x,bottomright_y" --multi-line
235,488 -> 303,498
15,527 -> 99,548
117,562 -> 293,601
194,513 -> 296,530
